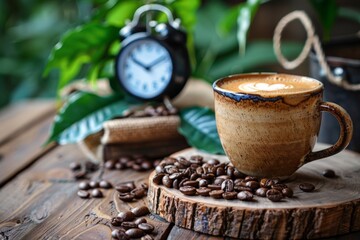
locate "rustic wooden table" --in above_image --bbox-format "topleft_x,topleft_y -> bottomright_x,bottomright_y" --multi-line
0,101 -> 359,240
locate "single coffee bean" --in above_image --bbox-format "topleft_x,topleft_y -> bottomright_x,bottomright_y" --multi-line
178,157 -> 191,167
91,189 -> 103,198
226,166 -> 235,178
216,167 -> 226,176
271,184 -> 288,191
196,187 -> 212,196
190,155 -> 203,165
323,169 -> 336,178
111,217 -> 123,226
233,169 -> 246,179
89,180 -> 99,188
180,186 -> 196,196
199,179 -> 208,187
222,191 -> 238,200
118,193 -> 134,202
155,165 -> 164,173
234,178 -> 244,185
214,178 -> 225,185
131,188 -> 146,199
169,172 -> 183,180
126,160 -> 135,168
138,223 -> 155,233
255,187 -> 268,197
183,168 -> 191,178
190,172 -> 200,181
196,167 -> 204,175
245,176 -> 258,182
162,175 -> 173,188
237,191 -> 253,201
266,189 -> 283,202
282,188 -> 294,198
153,173 -> 166,185
164,165 -> 179,174
121,221 -> 138,229
173,178 -> 180,189
99,180 -> 112,189
299,183 -> 315,192
115,184 -> 132,193
135,218 -> 147,225
131,206 -> 150,217
208,184 -> 222,190
179,178 -> 189,187
112,229 -> 129,240
141,235 -> 154,240
105,160 -> 116,169
78,181 -> 90,190
221,179 -> 234,192
217,175 -> 231,180
118,211 -> 136,221
183,180 -> 199,188
69,162 -> 81,171
234,185 -> 253,192
77,190 -> 90,199
208,158 -> 220,165
209,190 -> 224,199
126,228 -> 145,238
245,181 -> 260,190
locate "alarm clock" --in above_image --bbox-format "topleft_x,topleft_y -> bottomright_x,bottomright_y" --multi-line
115,4 -> 191,101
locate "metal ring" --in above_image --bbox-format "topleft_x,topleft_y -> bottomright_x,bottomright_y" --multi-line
131,4 -> 175,27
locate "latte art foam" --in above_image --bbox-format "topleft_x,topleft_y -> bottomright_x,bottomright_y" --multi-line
238,82 -> 294,92
219,74 -> 322,96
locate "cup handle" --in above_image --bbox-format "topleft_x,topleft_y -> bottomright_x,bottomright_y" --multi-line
305,102 -> 353,163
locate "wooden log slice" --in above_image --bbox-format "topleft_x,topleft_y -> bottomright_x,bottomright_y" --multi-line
148,144 -> 360,239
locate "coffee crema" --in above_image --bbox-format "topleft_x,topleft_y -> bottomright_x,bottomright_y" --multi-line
219,74 -> 322,96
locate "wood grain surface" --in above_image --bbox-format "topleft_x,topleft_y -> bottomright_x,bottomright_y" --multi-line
148,147 -> 360,239
0,101 -> 359,240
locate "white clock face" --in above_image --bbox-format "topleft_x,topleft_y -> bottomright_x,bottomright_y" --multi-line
118,39 -> 173,99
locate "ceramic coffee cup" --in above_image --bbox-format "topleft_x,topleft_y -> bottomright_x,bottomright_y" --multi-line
213,73 -> 353,178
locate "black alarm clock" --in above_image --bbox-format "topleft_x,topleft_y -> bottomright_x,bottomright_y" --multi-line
115,4 -> 191,101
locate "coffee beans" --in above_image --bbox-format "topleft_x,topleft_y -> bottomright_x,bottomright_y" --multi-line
266,189 -> 283,202
151,155 -> 323,202
77,190 -> 90,199
237,191 -> 253,201
106,154 -> 159,173
119,193 -> 135,202
138,223 -> 154,233
131,206 -> 150,217
180,186 -> 196,196
322,169 -> 336,178
299,183 -> 315,192
118,211 -> 136,221
91,189 -> 103,198
135,218 -> 147,225
78,181 -> 90,190
112,229 -> 129,240
111,217 -> 123,226
122,222 -> 138,229
115,181 -> 147,203
126,228 -> 145,238
99,180 -> 112,189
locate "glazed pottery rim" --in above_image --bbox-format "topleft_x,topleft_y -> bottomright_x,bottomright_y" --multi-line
213,72 -> 324,98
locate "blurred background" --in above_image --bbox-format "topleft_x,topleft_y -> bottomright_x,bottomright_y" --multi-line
1,0 -> 359,110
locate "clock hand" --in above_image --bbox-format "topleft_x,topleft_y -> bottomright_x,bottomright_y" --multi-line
147,55 -> 168,70
130,55 -> 150,71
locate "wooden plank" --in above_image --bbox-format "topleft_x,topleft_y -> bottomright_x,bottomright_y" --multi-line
0,115 -> 56,187
0,100 -> 55,146
0,144 -> 172,239
168,226 -> 223,240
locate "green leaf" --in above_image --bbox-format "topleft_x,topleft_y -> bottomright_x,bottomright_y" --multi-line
179,107 -> 225,155
44,22 -> 119,93
309,0 -> 337,41
218,5 -> 241,36
106,1 -> 141,27
237,0 -> 262,55
47,91 -> 134,145
338,7 -> 360,24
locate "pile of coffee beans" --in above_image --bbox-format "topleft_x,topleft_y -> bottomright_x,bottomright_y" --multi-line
70,161 -> 99,179
153,155 -> 317,202
77,180 -> 112,199
111,206 -> 155,240
122,104 -> 178,118
105,155 -> 160,172
115,181 -> 148,202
